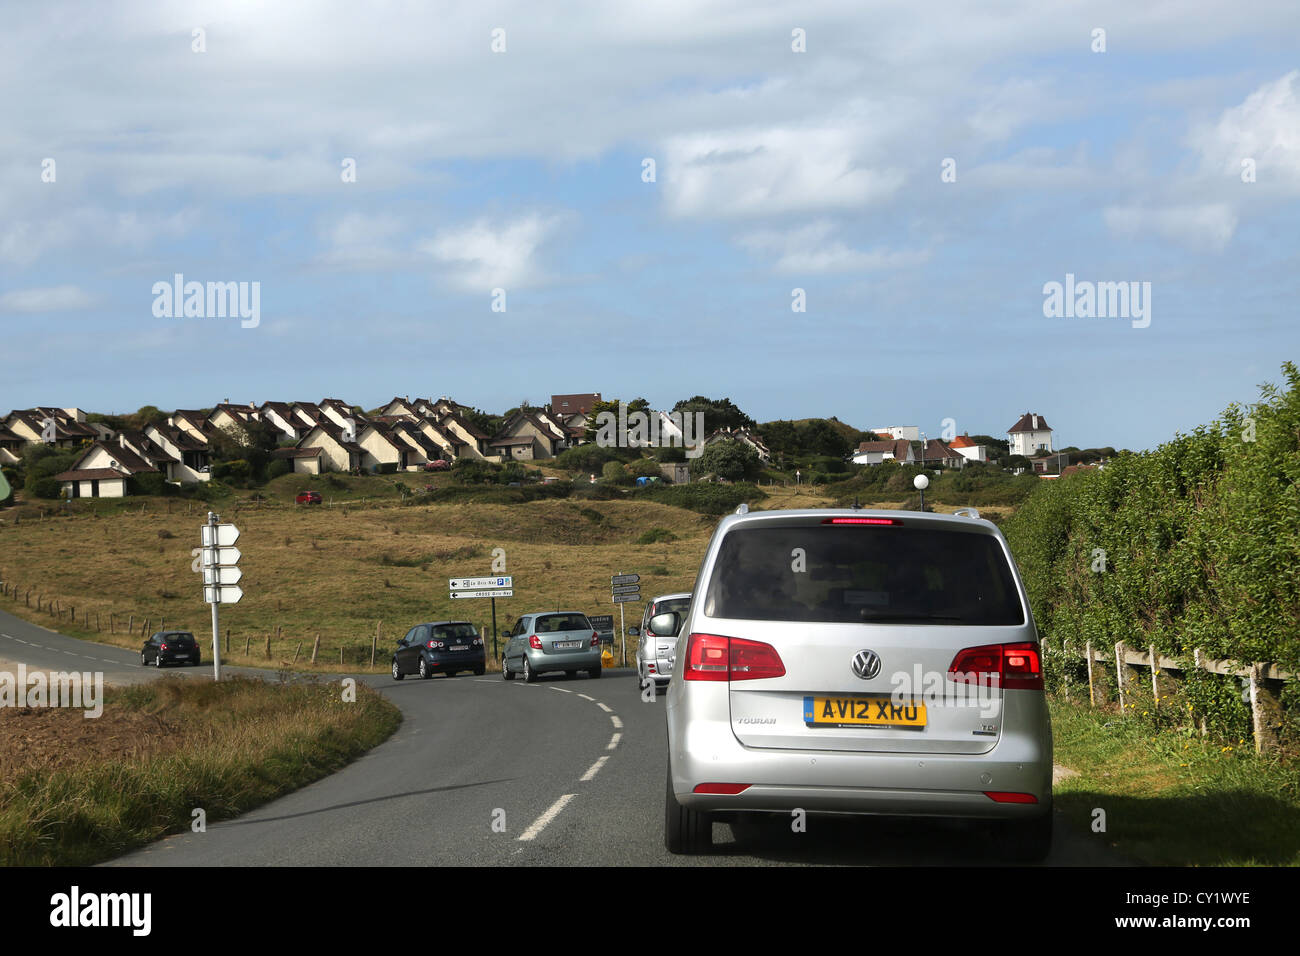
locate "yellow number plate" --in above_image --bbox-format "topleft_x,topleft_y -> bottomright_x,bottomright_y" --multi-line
803,696 -> 927,729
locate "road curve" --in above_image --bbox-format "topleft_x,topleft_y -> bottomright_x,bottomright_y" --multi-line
0,607 -> 1122,866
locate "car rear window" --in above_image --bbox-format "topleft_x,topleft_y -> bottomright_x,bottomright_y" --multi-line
165,633 -> 196,644
702,524 -> 1024,625
655,598 -> 690,617
536,614 -> 591,633
431,623 -> 477,641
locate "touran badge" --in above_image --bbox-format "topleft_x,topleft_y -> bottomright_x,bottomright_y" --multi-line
852,649 -> 881,680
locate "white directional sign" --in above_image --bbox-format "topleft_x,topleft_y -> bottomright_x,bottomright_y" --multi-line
449,589 -> 513,600
202,546 -> 242,567
612,593 -> 640,604
611,573 -> 640,587
202,566 -> 243,586
449,576 -> 513,590
201,524 -> 240,548
203,584 -> 244,604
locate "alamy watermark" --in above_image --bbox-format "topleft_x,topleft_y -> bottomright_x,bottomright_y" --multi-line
592,402 -> 706,458
1042,273 -> 1150,329
0,664 -> 103,717
152,273 -> 260,328
890,665 -> 1001,719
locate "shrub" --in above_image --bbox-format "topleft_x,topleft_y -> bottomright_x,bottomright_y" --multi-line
636,527 -> 677,544
212,459 -> 252,486
602,461 -> 632,485
28,476 -> 64,499
265,459 -> 292,480
451,459 -> 499,484
376,462 -> 399,475
636,482 -> 766,515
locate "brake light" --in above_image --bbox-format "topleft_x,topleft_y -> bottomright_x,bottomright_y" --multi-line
590,631 -> 599,647
682,634 -> 785,682
694,783 -> 750,795
984,791 -> 1038,804
529,634 -> 542,649
822,517 -> 901,525
160,644 -> 168,651
948,642 -> 1042,691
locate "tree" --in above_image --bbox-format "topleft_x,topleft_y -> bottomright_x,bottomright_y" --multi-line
671,396 -> 755,433
584,398 -> 624,445
693,439 -> 761,481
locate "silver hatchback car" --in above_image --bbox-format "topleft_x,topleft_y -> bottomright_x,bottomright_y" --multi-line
502,611 -> 602,682
664,507 -> 1053,861
636,592 -> 692,685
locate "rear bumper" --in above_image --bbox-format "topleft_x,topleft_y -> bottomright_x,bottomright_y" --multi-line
670,698 -> 1052,821
426,650 -> 485,670
526,647 -> 602,673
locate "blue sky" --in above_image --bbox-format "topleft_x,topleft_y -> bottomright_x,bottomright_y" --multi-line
2,1 -> 1299,451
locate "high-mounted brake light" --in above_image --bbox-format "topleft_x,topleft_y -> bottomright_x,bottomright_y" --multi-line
682,634 -> 785,682
822,517 -> 902,525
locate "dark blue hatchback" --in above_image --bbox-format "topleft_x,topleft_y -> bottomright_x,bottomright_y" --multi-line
392,621 -> 486,680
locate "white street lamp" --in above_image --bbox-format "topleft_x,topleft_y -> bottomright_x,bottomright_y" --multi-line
913,473 -> 929,511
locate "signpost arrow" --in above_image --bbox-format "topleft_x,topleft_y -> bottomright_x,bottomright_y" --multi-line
611,584 -> 641,596
202,546 -> 242,567
611,573 -> 640,587
202,566 -> 243,586
449,589 -> 514,600
201,524 -> 240,548
203,584 -> 244,604
450,576 -> 513,590
612,594 -> 640,604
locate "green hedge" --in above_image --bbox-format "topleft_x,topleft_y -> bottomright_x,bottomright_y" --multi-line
1004,362 -> 1300,673
634,481 -> 767,515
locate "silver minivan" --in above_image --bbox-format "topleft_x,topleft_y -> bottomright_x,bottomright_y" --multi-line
664,507 -> 1053,860
636,592 -> 692,685
502,611 -> 602,682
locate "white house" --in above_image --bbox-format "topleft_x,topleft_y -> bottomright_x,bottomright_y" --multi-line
1007,413 -> 1054,457
851,439 -> 915,465
949,434 -> 987,463
869,425 -> 920,442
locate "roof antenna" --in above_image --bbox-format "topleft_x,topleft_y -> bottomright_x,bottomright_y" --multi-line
852,496 -> 862,510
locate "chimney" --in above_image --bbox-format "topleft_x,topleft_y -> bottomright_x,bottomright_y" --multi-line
1032,414 -> 1038,429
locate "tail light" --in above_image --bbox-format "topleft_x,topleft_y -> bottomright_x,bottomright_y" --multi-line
160,643 -> 168,651
948,642 -> 1042,691
529,634 -> 542,649
590,631 -> 599,647
426,640 -> 445,650
682,634 -> 785,682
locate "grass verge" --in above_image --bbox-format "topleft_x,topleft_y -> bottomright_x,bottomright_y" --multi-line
0,675 -> 400,865
1050,698 -> 1300,865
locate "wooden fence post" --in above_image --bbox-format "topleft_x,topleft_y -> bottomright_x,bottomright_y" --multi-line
245,634 -> 252,655
1115,641 -> 1133,710
225,628 -> 230,653
1061,639 -> 1070,701
1085,640 -> 1096,706
310,634 -> 321,664
372,621 -> 381,668
1249,662 -> 1283,754
128,613 -> 134,633
1149,645 -> 1160,708
1194,649 -> 1208,735
264,634 -> 272,658
293,642 -> 302,664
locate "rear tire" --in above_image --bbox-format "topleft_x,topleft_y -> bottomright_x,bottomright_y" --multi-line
392,659 -> 404,681
501,656 -> 514,680
419,656 -> 432,680
140,652 -> 147,666
664,762 -> 711,854
990,806 -> 1053,863
523,657 -> 538,683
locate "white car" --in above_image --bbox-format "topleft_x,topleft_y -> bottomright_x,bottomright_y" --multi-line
635,592 -> 691,686
664,506 -> 1053,860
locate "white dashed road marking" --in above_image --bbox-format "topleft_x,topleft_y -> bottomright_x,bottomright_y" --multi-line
577,693 -> 595,701
596,702 -> 612,712
610,715 -> 623,729
550,687 -> 572,694
518,794 -> 576,842
607,733 -> 621,750
579,756 -> 609,782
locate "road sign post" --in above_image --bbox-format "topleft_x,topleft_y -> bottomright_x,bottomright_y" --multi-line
448,577 -> 513,661
612,573 -> 641,666
201,513 -> 242,682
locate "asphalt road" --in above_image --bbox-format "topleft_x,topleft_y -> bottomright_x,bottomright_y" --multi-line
0,607 -> 1122,866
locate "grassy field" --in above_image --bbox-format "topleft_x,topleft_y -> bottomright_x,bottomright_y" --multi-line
0,481 -> 1019,674
1050,699 -> 1300,865
0,675 -> 401,865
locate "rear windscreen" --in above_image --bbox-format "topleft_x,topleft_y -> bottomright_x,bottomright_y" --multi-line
431,623 -> 477,641
655,598 -> 690,617
536,614 -> 591,633
702,525 -> 1024,625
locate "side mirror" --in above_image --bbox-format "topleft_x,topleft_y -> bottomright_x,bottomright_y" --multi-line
649,612 -> 680,636
626,626 -> 640,637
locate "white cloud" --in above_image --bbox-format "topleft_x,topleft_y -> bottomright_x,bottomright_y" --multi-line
663,125 -> 905,219
318,212 -> 406,268
1190,70 -> 1300,189
740,221 -> 929,274
1103,202 -> 1238,252
418,215 -> 562,290
0,284 -> 95,312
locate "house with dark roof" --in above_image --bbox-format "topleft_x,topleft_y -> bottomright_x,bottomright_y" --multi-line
0,425 -> 25,466
1008,412 -> 1053,457
4,408 -> 99,449
295,420 -> 361,472
435,409 -> 489,459
851,439 -> 915,465
917,438 -> 963,468
53,439 -> 159,498
143,422 -> 211,483
702,426 -> 771,463
489,409 -> 566,460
